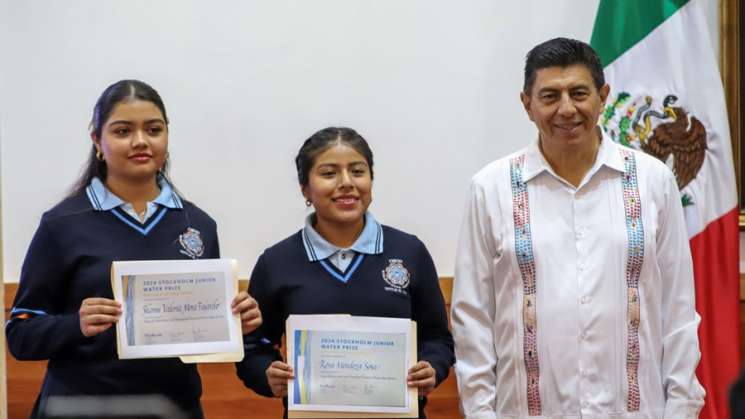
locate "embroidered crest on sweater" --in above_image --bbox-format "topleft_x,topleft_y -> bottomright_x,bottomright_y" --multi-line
179,228 -> 204,259
382,259 -> 410,294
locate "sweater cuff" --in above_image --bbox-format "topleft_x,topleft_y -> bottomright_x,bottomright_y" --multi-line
420,353 -> 451,386
432,362 -> 450,386
63,312 -> 88,344
235,349 -> 280,397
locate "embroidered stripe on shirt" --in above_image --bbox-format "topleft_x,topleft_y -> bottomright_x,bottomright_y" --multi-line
509,154 -> 542,416
620,149 -> 644,412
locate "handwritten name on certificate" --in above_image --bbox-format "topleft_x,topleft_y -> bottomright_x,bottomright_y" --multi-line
111,259 -> 242,360
287,315 -> 417,417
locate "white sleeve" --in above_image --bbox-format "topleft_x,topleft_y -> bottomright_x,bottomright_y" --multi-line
451,179 -> 499,419
656,169 -> 706,419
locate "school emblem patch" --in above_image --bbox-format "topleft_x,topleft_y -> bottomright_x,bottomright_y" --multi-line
382,259 -> 410,292
179,227 -> 204,259
601,92 -> 708,207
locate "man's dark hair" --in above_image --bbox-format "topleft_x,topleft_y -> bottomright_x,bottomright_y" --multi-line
523,37 -> 605,94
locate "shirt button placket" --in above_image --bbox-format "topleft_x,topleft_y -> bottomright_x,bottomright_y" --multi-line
576,191 -> 590,414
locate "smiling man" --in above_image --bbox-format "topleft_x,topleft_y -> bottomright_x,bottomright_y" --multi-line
451,38 -> 704,418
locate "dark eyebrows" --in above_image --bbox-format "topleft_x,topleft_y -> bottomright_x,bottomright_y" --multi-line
537,87 -> 559,96
536,85 -> 591,97
315,161 -> 368,169
107,120 -> 133,126
315,163 -> 339,170
107,118 -> 166,126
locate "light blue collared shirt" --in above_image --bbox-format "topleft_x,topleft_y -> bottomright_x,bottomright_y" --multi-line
301,212 -> 384,272
85,177 -> 183,223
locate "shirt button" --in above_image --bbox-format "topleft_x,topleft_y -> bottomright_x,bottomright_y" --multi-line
578,264 -> 585,272
341,253 -> 347,260
581,296 -> 591,304
582,401 -> 589,408
580,370 -> 588,377
580,332 -> 588,340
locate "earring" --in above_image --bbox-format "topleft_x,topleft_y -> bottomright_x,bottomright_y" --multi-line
305,200 -> 312,207
96,150 -> 104,161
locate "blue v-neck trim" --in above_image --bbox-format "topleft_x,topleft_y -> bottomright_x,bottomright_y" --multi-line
110,207 -> 168,236
318,254 -> 365,283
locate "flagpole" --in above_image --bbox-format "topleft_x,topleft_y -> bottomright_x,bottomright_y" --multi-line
720,0 -> 742,229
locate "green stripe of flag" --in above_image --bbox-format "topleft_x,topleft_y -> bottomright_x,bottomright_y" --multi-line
590,0 -> 689,68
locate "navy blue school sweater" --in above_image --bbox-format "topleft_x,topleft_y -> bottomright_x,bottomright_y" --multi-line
236,226 -> 454,418
6,191 -> 219,413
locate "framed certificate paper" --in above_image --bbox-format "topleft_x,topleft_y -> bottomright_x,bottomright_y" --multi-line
286,315 -> 418,418
111,259 -> 243,361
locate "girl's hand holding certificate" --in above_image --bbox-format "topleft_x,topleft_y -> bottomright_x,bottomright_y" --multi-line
79,297 -> 123,337
407,361 -> 436,396
231,291 -> 262,335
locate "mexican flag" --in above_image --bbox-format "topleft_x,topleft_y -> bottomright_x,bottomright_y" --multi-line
591,1 -> 740,418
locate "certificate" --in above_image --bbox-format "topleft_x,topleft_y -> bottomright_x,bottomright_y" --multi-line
287,315 -> 418,418
111,259 -> 243,361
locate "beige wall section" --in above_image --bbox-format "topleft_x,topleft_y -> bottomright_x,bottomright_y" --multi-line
1,283 -> 5,416
1,124 -> 7,418
1,281 -> 5,419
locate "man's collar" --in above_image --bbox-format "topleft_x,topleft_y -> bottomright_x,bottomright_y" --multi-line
522,128 -> 626,183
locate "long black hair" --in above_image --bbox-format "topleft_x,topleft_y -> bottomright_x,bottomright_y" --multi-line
69,79 -> 171,196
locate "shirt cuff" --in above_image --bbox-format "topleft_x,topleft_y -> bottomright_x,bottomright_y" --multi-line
464,412 -> 497,419
663,398 -> 704,419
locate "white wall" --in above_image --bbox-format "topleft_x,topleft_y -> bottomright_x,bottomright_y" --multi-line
0,1 -> 724,281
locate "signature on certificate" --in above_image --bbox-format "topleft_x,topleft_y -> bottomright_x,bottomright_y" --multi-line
192,326 -> 208,342
168,330 -> 185,343
143,332 -> 163,345
342,384 -> 360,395
319,383 -> 336,394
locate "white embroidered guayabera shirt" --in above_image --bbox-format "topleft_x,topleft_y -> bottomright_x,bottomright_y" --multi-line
451,132 -> 704,419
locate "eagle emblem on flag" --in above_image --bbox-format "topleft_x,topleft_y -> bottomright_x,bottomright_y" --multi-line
601,93 -> 708,207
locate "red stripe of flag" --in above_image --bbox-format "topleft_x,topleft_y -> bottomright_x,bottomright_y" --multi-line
691,206 -> 741,419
